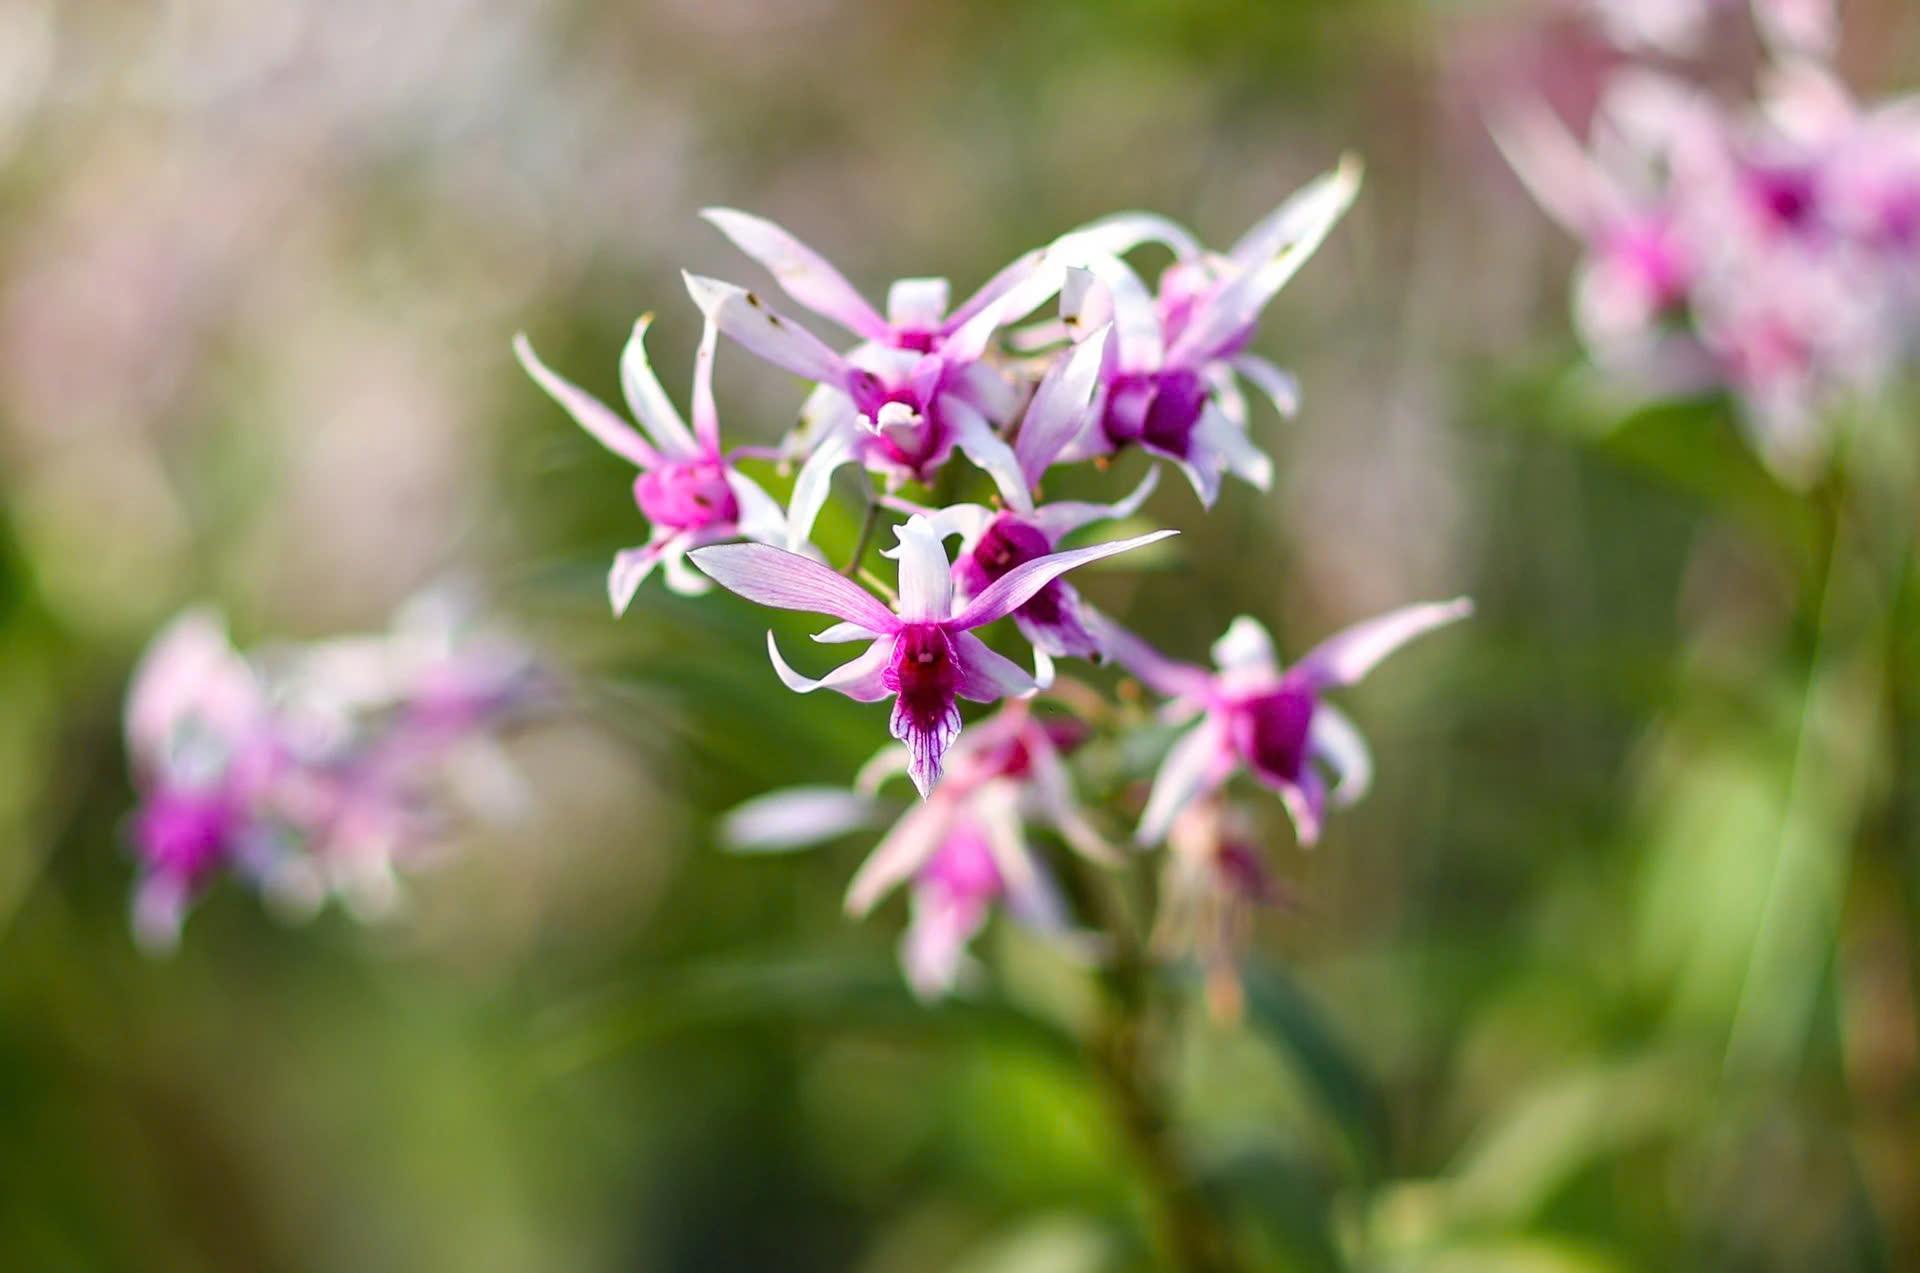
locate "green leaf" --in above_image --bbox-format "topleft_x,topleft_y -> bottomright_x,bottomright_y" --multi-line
1238,962 -> 1393,1182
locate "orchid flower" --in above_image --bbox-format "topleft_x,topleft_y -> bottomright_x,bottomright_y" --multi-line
701,206 -> 1063,358
122,610 -> 287,951
689,515 -> 1176,795
1036,158 -> 1362,506
684,272 -> 1032,550
1100,600 -> 1471,847
1153,795 -> 1288,1022
722,703 -> 1108,997
515,315 -> 786,614
1491,72 -> 1725,376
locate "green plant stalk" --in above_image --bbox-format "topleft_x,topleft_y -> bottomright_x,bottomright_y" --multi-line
1071,852 -> 1247,1273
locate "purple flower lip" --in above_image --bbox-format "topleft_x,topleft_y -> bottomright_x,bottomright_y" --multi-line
1227,684 -> 1317,787
133,787 -> 234,885
918,826 -> 1003,903
1100,369 -> 1208,459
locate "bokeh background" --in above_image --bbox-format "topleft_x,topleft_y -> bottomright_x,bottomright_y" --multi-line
2,1 -> 1917,1270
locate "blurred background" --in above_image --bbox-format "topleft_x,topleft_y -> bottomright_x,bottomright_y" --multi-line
2,0 -> 1917,1270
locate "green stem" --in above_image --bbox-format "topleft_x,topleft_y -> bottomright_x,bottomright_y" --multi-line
843,493 -> 884,578
1069,854 -> 1245,1273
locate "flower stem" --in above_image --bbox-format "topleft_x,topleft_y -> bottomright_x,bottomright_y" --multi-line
844,492 -> 884,578
1071,854 -> 1245,1273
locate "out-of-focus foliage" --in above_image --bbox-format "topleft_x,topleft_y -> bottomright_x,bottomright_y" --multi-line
2,1 -> 1918,1271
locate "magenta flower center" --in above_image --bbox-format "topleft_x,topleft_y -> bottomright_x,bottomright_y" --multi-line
134,788 -> 234,884
1228,685 -> 1316,786
1604,215 -> 1690,310
1745,163 -> 1821,237
634,460 -> 739,531
893,328 -> 939,354
886,624 -> 960,729
920,825 -> 1004,904
1101,368 -> 1209,459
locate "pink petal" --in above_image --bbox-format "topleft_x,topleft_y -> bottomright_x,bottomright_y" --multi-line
1279,767 -> 1327,847
1013,324 -> 1110,489
1028,464 -> 1159,541
950,632 -> 1038,703
125,609 -> 261,769
944,395 -> 1033,512
609,539 -> 671,615
767,632 -> 895,702
1225,156 -> 1363,271
899,887 -> 990,999
1290,598 -> 1473,691
845,799 -> 954,916
1057,211 -> 1202,261
1088,614 -> 1213,700
1209,615 -> 1278,676
683,272 -> 877,399
1136,716 -> 1230,846
700,208 -> 892,341
947,528 -> 1177,631
689,542 -> 899,632
1232,354 -> 1302,420
514,333 -> 659,469
689,316 -> 723,454
943,247 -> 1061,334
1309,703 -> 1373,807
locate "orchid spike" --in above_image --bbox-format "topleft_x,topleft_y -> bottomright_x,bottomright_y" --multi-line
691,517 -> 1177,795
1046,158 -> 1362,506
1100,599 -> 1471,846
515,315 -> 787,614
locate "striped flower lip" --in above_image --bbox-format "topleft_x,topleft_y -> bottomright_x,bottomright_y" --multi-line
690,515 -> 1176,796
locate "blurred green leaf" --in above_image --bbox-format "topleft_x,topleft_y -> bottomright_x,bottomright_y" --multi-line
1238,963 -> 1392,1183
1203,1146 -> 1349,1273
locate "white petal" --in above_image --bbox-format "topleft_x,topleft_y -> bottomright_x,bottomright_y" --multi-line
845,799 -> 954,916
609,539 -> 669,615
514,333 -> 657,469
884,514 -> 954,623
1309,702 -> 1373,807
767,632 -> 895,702
1210,615 -> 1278,676
1029,464 -> 1159,541
700,207 -> 891,340
1232,354 -> 1302,420
721,787 -> 878,852
1292,598 -> 1473,691
944,395 -> 1033,513
784,422 -> 859,552
886,276 -> 951,330
620,315 -> 701,460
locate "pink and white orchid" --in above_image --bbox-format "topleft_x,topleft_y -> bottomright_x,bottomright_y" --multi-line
723,703 -> 1108,997
689,515 -> 1176,796
684,271 -> 1035,550
1036,159 -> 1362,506
515,316 -> 786,613
1100,600 -> 1471,847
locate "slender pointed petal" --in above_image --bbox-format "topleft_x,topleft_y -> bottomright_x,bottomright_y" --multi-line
701,208 -> 891,340
1014,325 -> 1111,489
1309,703 -> 1373,807
620,315 -> 702,459
899,887 -> 989,999
845,800 -> 953,916
688,316 -> 723,454
124,609 -> 257,766
1074,251 -> 1164,370
1058,211 -> 1203,260
609,539 -> 670,615
1028,464 -> 1159,541
1232,354 -> 1302,419
1487,100 -> 1616,236
1291,598 -> 1473,691
723,468 -> 788,544
1088,614 -> 1213,700
785,419 -> 858,552
690,542 -> 899,632
1168,167 -> 1359,368
813,621 -> 875,644
515,334 -> 659,469
1136,717 -> 1229,845
945,395 -> 1033,512
768,631 -> 895,701
684,273 -> 876,397
885,277 -> 951,331
886,515 -> 954,622
1226,155 -> 1364,269
1189,402 -> 1272,495
1026,737 -> 1122,864
721,786 -> 879,852
951,632 -> 1039,702
945,248 -> 1062,333
1279,768 -> 1327,847
660,541 -> 713,596
1210,615 -> 1278,676
948,529 -> 1177,631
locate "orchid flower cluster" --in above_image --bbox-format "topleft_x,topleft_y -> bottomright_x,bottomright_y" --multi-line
1497,0 -> 1920,484
122,593 -> 541,952
519,161 -> 1472,999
